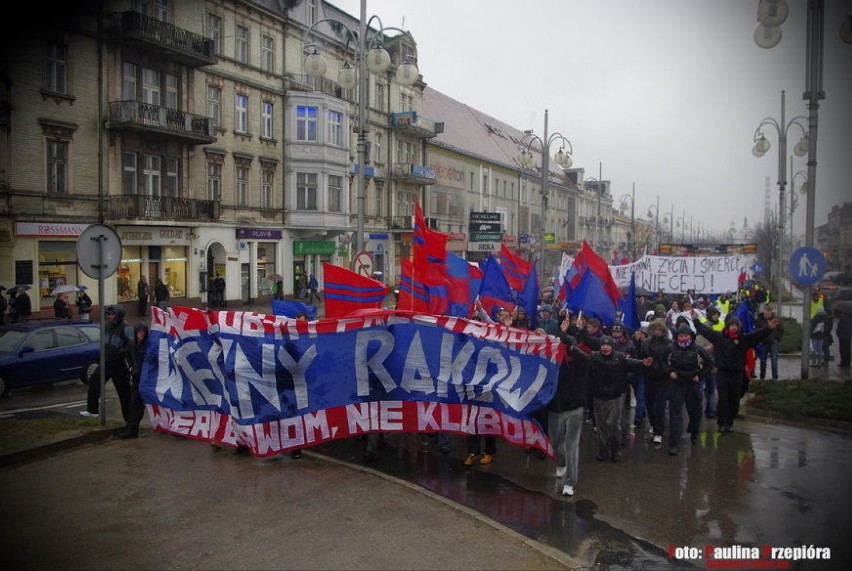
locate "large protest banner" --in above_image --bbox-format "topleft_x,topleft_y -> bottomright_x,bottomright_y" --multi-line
608,255 -> 750,294
140,307 -> 563,457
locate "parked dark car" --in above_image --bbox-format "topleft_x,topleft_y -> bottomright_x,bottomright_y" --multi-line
0,320 -> 100,397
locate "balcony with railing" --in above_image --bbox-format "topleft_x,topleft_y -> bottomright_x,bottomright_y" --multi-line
106,101 -> 216,145
285,73 -> 354,103
387,216 -> 413,231
109,195 -> 220,222
110,11 -> 216,67
390,112 -> 444,139
391,163 -> 436,185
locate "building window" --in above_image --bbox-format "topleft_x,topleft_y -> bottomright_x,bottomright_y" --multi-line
261,101 -> 273,139
482,172 -> 489,196
165,74 -> 178,110
122,152 -> 137,195
397,140 -> 414,163
308,0 -> 317,26
261,35 -> 274,72
235,25 -> 248,64
399,91 -> 414,112
207,162 -> 221,201
374,81 -> 384,110
45,41 -> 68,94
328,175 -> 342,212
296,173 -> 318,210
164,158 -> 179,197
143,154 -> 162,197
207,85 -> 221,129
208,14 -> 221,55
235,94 -> 248,133
374,132 -> 383,164
375,186 -> 383,217
46,140 -> 68,193
142,68 -> 160,106
328,110 -> 343,147
122,62 -> 137,100
261,170 -> 273,209
296,106 -> 317,142
236,165 -> 248,206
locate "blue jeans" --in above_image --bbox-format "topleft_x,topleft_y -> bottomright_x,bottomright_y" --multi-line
759,341 -> 780,379
631,375 -> 646,424
811,339 -> 824,364
703,372 -> 717,417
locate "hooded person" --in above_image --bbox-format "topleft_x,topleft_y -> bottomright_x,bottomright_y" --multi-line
641,319 -> 674,448
664,324 -> 714,454
563,332 -> 652,463
610,319 -> 638,440
693,308 -> 780,433
80,305 -> 134,422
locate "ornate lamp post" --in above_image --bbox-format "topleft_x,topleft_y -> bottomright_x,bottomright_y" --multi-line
302,0 -> 419,255
517,109 -> 574,284
646,197 -> 670,253
618,183 -> 636,260
751,89 -> 808,324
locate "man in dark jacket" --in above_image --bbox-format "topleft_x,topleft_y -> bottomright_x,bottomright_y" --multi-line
80,305 -> 134,422
755,304 -> 784,379
565,333 -> 652,463
642,319 -> 673,448
694,311 -> 780,433
666,324 -> 714,454
549,318 -> 592,497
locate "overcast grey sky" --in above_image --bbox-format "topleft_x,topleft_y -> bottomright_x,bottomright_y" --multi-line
331,0 -> 852,240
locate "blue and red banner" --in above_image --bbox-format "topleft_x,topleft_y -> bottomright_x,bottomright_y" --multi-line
140,307 -> 563,457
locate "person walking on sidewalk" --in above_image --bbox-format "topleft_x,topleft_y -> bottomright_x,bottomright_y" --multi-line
154,278 -> 170,310
810,306 -> 829,368
756,304 -> 784,380
117,322 -> 149,439
137,276 -> 149,317
307,272 -> 321,305
80,305 -> 134,422
694,311 -> 780,433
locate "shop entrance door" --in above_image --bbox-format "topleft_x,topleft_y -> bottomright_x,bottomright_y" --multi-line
293,261 -> 306,298
241,263 -> 250,304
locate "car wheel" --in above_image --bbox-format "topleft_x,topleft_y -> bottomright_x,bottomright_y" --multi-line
81,361 -> 99,385
0,374 -> 7,398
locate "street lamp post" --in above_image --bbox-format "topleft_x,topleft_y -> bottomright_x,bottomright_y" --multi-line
647,197 -> 670,253
751,90 -> 808,326
302,0 -> 419,256
752,0 -> 852,377
517,109 -> 574,284
618,182 -> 636,260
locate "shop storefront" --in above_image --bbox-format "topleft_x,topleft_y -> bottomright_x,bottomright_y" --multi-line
116,226 -> 190,304
14,222 -> 90,312
235,228 -> 281,298
292,240 -> 335,296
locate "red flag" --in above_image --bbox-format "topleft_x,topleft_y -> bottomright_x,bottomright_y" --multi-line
397,259 -> 449,315
322,263 -> 389,319
571,241 -> 622,304
499,244 -> 531,293
414,202 -> 449,268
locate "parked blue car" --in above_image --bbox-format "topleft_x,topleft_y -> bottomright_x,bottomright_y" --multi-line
0,320 -> 101,397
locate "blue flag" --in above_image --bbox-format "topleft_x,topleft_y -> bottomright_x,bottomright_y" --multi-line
618,272 -> 639,332
518,262 -> 540,329
567,270 -> 618,327
272,299 -> 318,320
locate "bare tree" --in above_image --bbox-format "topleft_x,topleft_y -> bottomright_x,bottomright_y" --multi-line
751,212 -> 783,291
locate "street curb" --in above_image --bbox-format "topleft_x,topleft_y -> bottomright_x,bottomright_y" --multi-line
743,405 -> 852,434
0,427 -> 120,469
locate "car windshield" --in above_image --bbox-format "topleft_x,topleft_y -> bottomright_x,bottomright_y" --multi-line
0,330 -> 27,352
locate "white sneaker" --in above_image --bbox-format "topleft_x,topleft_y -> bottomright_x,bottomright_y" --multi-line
653,435 -> 663,445
562,484 -> 574,497
79,411 -> 98,418
555,466 -> 567,478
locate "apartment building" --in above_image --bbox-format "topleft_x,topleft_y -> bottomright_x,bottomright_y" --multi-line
0,0 -> 438,314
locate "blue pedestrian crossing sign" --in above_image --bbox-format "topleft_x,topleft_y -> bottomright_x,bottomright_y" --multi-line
789,247 -> 826,286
